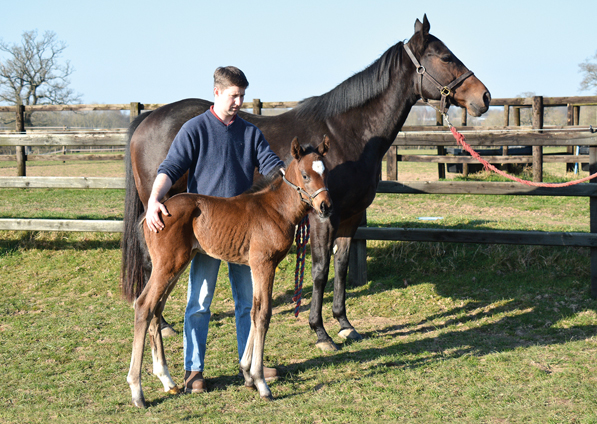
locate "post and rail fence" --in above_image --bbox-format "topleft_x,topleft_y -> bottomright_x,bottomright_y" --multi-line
1,96 -> 597,295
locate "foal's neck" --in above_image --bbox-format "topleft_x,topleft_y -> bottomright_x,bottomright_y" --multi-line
269,171 -> 311,226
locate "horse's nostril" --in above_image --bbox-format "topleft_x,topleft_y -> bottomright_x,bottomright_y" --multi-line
483,91 -> 491,107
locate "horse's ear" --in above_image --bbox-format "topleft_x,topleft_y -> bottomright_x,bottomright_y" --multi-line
317,135 -> 330,157
291,137 -> 303,160
414,14 -> 430,36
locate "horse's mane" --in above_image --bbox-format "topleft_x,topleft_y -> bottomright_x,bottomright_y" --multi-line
294,42 -> 405,121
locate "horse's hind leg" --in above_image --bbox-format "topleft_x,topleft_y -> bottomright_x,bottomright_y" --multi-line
127,295 -> 153,408
148,298 -> 179,395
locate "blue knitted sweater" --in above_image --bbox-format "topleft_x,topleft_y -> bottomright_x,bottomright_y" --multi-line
157,108 -> 284,197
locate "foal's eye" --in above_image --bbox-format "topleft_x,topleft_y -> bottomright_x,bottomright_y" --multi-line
302,172 -> 309,181
440,54 -> 452,63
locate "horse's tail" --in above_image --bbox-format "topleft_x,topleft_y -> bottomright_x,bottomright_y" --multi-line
121,111 -> 153,303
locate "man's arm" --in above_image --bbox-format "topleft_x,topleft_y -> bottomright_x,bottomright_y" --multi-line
145,173 -> 173,233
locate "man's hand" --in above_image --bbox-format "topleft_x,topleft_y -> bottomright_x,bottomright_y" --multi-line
146,197 -> 170,233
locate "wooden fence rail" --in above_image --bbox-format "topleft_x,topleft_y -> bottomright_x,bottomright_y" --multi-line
1,96 -> 597,296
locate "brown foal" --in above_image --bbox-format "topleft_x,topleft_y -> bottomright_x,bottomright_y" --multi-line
127,136 -> 332,408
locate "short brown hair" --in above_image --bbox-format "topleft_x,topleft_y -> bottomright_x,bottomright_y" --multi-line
214,66 -> 249,90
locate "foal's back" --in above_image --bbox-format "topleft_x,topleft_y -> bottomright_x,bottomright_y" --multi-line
150,182 -> 293,267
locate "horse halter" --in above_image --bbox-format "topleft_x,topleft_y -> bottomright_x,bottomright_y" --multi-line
403,43 -> 474,114
280,168 -> 328,208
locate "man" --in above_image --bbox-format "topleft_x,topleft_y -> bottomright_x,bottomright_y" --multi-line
145,66 -> 284,393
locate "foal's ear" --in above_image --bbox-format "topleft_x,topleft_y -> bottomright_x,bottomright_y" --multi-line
317,135 -> 330,157
291,137 -> 303,160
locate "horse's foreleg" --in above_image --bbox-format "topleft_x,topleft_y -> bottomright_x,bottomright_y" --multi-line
148,300 -> 179,395
333,236 -> 362,342
309,220 -> 337,351
246,264 -> 275,400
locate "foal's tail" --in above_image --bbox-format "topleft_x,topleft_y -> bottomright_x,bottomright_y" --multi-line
121,111 -> 153,303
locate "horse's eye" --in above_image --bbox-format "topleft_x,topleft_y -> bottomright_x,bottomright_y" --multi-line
302,172 -> 309,180
440,55 -> 452,63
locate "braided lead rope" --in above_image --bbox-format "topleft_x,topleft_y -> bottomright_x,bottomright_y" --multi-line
293,215 -> 310,317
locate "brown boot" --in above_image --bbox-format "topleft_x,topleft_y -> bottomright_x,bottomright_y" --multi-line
184,371 -> 206,394
239,366 -> 279,382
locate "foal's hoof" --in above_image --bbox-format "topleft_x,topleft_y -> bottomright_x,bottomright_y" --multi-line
167,385 -> 181,395
315,340 -> 339,352
261,394 -> 274,401
338,328 -> 363,341
132,398 -> 147,409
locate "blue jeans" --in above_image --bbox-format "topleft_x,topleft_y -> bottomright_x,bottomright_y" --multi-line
183,253 -> 253,372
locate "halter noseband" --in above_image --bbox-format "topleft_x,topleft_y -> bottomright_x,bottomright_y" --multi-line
403,43 -> 474,114
280,168 -> 328,208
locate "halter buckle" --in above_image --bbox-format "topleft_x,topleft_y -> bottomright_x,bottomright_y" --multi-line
416,66 -> 426,75
440,87 -> 451,97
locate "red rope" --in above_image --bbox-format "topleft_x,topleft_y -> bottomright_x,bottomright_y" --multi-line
293,215 -> 310,317
450,126 -> 597,187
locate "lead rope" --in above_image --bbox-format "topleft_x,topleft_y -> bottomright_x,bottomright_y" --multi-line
293,215 -> 310,317
446,120 -> 597,187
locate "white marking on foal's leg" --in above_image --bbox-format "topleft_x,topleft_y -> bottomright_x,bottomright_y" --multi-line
312,160 -> 325,176
152,349 -> 177,392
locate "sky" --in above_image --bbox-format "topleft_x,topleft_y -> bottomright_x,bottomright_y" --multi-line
2,0 -> 597,105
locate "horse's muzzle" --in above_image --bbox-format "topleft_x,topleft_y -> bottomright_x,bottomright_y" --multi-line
318,201 -> 333,219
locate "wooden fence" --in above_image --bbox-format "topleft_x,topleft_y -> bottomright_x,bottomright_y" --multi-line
1,97 -> 597,296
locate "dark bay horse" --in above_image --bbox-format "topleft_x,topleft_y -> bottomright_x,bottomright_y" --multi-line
121,15 -> 491,352
127,137 -> 332,407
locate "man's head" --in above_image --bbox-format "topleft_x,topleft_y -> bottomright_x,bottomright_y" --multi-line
213,66 -> 249,124
214,66 -> 249,91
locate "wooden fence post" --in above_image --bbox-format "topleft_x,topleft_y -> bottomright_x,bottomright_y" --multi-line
386,146 -> 397,181
252,99 -> 262,115
590,145 -> 597,298
513,107 -> 521,127
532,96 -> 543,183
130,102 -> 142,122
436,110 -> 445,179
16,105 -> 26,177
461,108 -> 469,176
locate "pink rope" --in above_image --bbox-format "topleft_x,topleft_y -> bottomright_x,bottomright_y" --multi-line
450,126 -> 597,187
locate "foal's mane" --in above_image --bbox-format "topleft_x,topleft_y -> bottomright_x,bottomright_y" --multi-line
244,145 -> 322,195
295,42 -> 405,121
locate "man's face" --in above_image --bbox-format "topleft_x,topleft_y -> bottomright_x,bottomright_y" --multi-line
214,85 -> 246,120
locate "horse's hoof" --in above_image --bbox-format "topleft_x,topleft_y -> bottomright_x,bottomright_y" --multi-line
315,340 -> 338,352
338,328 -> 363,341
167,385 -> 181,395
160,325 -> 178,338
244,382 -> 257,391
261,394 -> 274,401
132,398 -> 146,409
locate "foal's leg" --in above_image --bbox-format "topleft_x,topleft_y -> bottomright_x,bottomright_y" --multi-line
148,296 -> 179,395
246,262 -> 275,400
127,290 -> 155,408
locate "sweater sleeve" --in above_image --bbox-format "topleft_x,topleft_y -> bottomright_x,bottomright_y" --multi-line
156,124 -> 197,184
254,132 -> 285,176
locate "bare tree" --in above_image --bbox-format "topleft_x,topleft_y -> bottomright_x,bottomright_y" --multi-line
579,51 -> 597,94
0,30 -> 81,108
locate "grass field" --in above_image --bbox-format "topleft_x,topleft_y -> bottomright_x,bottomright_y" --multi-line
1,158 -> 596,423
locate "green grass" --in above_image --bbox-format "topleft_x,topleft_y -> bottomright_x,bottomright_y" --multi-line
1,161 -> 597,422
